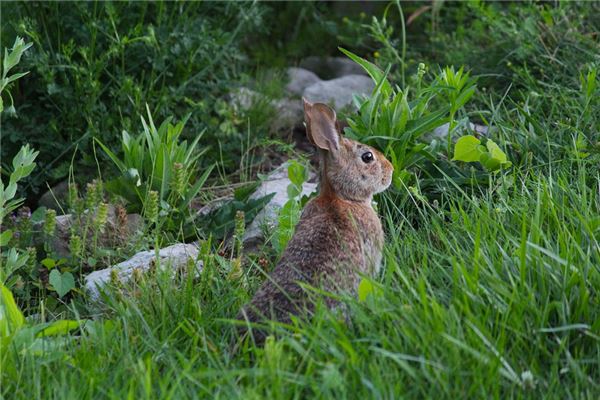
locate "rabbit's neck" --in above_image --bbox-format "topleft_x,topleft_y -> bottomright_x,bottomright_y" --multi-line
318,157 -> 373,205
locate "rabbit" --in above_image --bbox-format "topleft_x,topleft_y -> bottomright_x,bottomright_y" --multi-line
236,98 -> 393,344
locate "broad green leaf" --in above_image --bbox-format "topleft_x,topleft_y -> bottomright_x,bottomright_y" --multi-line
41,258 -> 56,269
287,160 -> 307,188
358,278 -> 382,302
453,135 -> 483,162
1,284 -> 25,333
48,270 -> 75,298
0,230 -> 12,246
479,152 -> 501,171
486,139 -> 508,163
37,320 -> 81,337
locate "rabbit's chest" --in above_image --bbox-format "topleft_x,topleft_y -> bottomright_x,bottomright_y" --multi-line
355,212 -> 384,275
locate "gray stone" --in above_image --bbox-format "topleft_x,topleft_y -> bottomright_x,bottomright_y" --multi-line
299,56 -> 367,80
230,87 -> 305,131
285,67 -> 321,96
38,180 -> 69,211
85,243 -> 201,301
302,75 -> 374,110
243,163 -> 318,248
271,97 -> 305,131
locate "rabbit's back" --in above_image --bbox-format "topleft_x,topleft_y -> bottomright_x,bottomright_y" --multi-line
239,196 -> 383,327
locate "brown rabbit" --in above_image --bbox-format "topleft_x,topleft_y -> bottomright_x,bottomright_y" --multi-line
237,98 -> 393,343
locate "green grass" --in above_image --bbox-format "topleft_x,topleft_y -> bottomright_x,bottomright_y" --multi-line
4,160 -> 598,398
2,1 -> 600,398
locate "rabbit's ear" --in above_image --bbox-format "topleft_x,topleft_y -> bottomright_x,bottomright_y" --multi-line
303,98 -> 340,153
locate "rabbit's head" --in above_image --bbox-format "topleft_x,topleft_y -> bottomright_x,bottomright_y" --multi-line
303,98 -> 393,202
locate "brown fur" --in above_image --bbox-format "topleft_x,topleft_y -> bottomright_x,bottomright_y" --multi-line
237,99 -> 393,344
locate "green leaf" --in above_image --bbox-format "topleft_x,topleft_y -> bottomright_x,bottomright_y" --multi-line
479,152 -> 501,171
276,199 -> 301,253
486,139 -> 507,163
5,71 -> 29,85
48,270 -> 75,298
94,138 -> 126,173
287,160 -> 307,188
1,284 -> 25,333
0,230 -> 12,246
338,47 -> 392,95
37,320 -> 81,337
41,258 -> 56,270
453,135 -> 483,162
358,278 -> 382,302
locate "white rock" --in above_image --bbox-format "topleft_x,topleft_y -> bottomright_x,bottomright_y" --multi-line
84,243 -> 201,300
303,75 -> 375,110
243,163 -> 318,248
285,67 -> 321,96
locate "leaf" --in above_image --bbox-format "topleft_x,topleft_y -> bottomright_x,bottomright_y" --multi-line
1,284 -> 25,333
37,320 -> 81,337
287,160 -> 307,188
95,138 -> 126,172
181,164 -> 213,210
0,230 -> 12,246
358,278 -> 382,302
276,199 -> 301,253
338,47 -> 392,95
41,258 -> 56,270
48,270 -> 75,298
486,139 -> 507,163
125,168 -> 142,187
453,135 -> 483,162
479,152 -> 501,171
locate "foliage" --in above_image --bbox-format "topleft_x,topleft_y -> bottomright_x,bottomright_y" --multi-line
0,36 -> 32,115
341,48 -> 482,195
1,283 -> 82,377
97,106 -> 213,236
274,160 -> 311,255
0,145 -> 38,289
3,1 -> 600,398
453,136 -> 511,171
196,184 -> 275,241
1,1 -> 268,196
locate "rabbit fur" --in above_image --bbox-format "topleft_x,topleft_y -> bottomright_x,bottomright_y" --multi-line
237,98 -> 393,343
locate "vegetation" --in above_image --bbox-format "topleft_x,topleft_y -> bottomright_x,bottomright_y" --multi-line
1,1 -> 599,398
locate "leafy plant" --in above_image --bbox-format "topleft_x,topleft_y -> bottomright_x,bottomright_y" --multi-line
0,145 -> 38,288
0,36 -> 32,115
274,160 -> 310,254
340,48 -> 477,192
198,183 -> 275,240
97,106 -> 213,235
0,283 -> 82,375
1,2 -> 267,196
453,135 -> 511,171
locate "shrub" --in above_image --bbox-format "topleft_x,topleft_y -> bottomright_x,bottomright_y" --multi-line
97,106 -> 213,236
1,1 -> 267,196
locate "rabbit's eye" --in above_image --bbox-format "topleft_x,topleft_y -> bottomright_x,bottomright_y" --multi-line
361,151 -> 374,163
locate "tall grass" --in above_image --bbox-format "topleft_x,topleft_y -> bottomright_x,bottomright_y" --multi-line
2,2 -> 599,398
